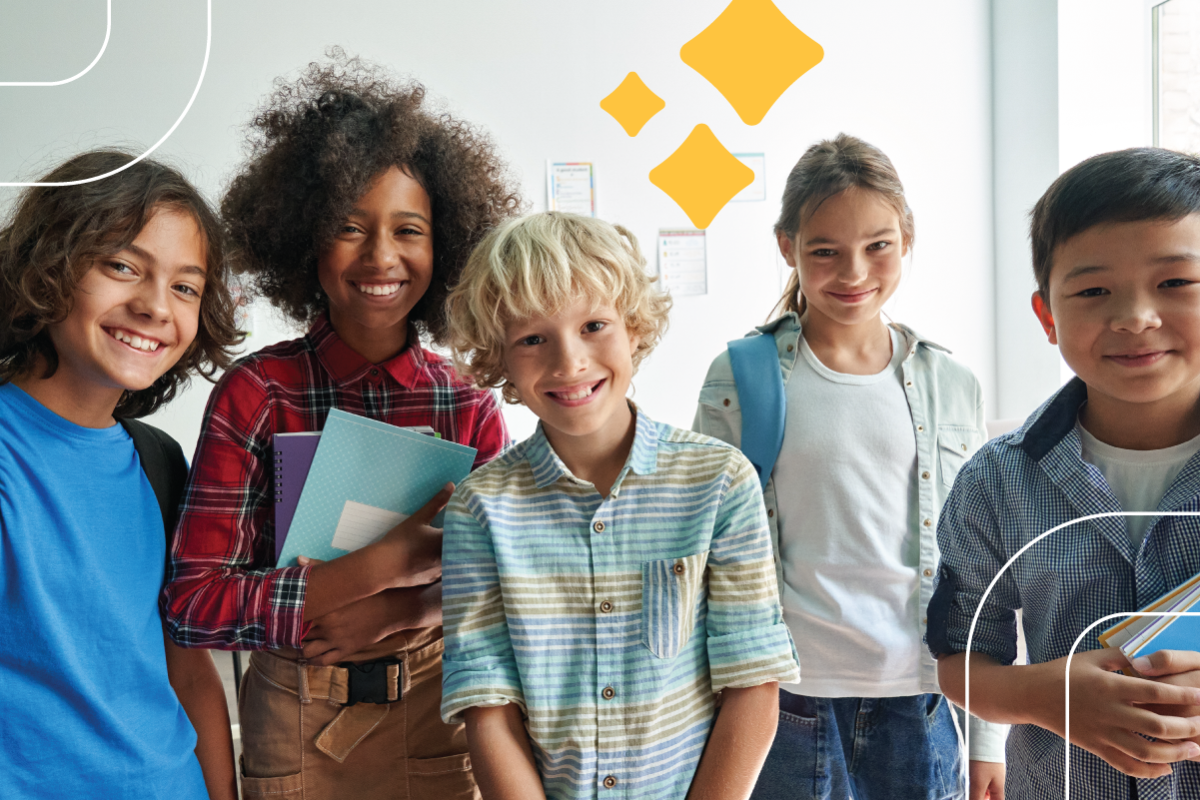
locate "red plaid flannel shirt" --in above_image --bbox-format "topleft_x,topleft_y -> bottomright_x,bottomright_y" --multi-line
162,314 -> 508,649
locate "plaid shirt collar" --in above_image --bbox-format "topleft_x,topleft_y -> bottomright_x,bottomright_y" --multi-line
306,313 -> 430,390
526,403 -> 659,490
1010,376 -> 1088,461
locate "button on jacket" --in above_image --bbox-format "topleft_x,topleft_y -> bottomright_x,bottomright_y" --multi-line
441,408 -> 800,799
693,311 -> 1005,762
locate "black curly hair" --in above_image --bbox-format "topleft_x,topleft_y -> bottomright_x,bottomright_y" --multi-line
221,50 -> 524,343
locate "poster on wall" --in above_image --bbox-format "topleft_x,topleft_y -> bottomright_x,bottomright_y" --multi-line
546,161 -> 596,216
732,153 -> 766,202
657,228 -> 707,296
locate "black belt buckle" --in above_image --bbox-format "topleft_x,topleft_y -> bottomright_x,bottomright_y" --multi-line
340,658 -> 403,706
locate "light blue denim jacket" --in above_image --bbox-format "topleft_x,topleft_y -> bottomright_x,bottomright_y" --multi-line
693,311 -> 1006,762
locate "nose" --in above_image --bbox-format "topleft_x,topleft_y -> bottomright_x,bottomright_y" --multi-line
1111,289 -> 1161,334
364,229 -> 402,270
550,335 -> 588,377
129,276 -> 172,322
841,249 -> 870,284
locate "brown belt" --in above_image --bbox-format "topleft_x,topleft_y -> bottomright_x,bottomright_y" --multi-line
250,649 -> 408,706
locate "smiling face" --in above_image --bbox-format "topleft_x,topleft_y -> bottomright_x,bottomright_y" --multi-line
779,186 -> 906,330
318,165 -> 434,363
1033,214 -> 1200,441
34,207 -> 206,424
502,295 -> 640,459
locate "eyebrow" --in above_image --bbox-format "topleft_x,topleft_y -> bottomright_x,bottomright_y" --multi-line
803,228 -> 896,247
123,243 -> 207,278
1062,252 -> 1200,281
348,208 -> 431,224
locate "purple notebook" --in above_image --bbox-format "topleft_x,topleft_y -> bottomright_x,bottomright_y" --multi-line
272,432 -> 322,563
272,426 -> 439,564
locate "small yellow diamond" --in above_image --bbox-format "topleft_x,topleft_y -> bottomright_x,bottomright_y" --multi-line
680,0 -> 824,125
649,124 -> 754,229
600,72 -> 666,137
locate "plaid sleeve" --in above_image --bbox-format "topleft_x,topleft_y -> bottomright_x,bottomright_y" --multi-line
467,389 -> 509,469
706,454 -> 800,692
927,452 -> 1020,665
440,489 -> 525,723
161,363 -> 311,650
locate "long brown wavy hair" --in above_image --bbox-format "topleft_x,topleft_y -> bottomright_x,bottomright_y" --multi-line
0,150 -> 242,418
221,50 -> 524,343
772,133 -> 915,319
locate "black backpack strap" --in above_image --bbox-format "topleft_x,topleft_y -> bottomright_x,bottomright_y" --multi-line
119,418 -> 189,539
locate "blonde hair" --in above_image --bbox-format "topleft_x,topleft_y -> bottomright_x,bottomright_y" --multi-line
446,211 -> 672,403
773,133 -> 914,318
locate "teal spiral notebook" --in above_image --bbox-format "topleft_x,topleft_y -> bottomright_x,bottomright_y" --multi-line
276,409 -> 477,567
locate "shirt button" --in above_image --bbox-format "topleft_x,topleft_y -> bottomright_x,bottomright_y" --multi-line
602,686 -> 615,700
786,344 -> 794,352
922,617 -> 928,625
723,398 -> 731,407
961,444 -> 968,451
921,471 -> 930,480
906,381 -> 913,386
923,519 -> 932,527
924,568 -> 933,577
593,521 -> 605,533
603,776 -> 618,789
600,601 -> 614,613
767,508 -> 774,518
917,425 -> 924,432
673,561 -> 686,575
370,368 -> 379,376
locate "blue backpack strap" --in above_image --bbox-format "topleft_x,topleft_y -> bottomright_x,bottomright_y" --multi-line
727,333 -> 786,491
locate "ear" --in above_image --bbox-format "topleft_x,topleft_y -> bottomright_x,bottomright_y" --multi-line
1031,291 -> 1058,345
776,231 -> 798,268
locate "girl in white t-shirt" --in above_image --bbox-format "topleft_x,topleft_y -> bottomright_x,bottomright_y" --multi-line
695,134 -> 1006,800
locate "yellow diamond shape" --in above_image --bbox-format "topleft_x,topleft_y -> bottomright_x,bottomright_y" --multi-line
600,72 -> 666,136
680,0 -> 824,125
649,124 -> 754,229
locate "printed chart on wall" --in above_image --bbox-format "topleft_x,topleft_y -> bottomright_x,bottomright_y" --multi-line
658,228 -> 707,296
546,162 -> 596,216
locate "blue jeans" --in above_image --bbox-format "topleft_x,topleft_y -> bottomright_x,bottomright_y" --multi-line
750,691 -> 964,800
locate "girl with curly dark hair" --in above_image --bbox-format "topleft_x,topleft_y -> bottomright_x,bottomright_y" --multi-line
0,150 -> 240,800
162,53 -> 522,799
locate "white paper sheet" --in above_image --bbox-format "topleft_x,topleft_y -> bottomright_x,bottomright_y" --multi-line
657,228 -> 707,296
331,500 -> 410,553
547,162 -> 596,216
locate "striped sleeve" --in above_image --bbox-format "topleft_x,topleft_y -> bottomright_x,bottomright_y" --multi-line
705,454 -> 800,692
440,489 -> 526,724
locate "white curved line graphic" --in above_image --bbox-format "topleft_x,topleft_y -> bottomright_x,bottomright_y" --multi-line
1065,610 -> 1200,798
0,0 -> 111,87
0,0 -> 210,187
961,510 -> 1200,798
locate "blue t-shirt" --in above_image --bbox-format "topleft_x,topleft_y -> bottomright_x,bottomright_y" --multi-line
0,383 -> 207,799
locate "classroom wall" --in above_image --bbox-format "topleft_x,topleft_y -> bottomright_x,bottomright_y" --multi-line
1,0 -> 995,455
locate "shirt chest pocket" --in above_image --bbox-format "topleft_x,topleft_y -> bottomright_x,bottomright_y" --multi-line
937,426 -> 983,489
641,551 -> 710,659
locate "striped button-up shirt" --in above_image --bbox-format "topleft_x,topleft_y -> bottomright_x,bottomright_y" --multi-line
441,408 -> 800,800
928,378 -> 1200,800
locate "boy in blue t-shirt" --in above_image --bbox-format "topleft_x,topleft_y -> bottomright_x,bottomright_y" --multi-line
930,148 -> 1200,799
0,152 -> 242,799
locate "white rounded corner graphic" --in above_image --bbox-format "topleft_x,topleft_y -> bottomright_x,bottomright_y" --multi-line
0,0 -> 111,87
0,0 -> 211,188
960,510 -> 1200,799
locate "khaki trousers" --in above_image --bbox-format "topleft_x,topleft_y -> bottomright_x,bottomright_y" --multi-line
238,628 -> 479,799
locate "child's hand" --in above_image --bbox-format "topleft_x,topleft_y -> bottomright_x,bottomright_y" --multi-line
1131,650 -> 1200,758
1025,647 -> 1200,778
968,759 -> 1004,800
301,582 -> 443,665
378,483 -> 454,586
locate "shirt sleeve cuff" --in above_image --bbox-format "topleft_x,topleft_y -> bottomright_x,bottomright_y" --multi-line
708,622 -> 800,692
441,657 -> 526,724
967,714 -> 1008,762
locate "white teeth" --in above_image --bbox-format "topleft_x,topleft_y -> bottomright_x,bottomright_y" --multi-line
109,329 -> 160,351
555,385 -> 595,401
357,283 -> 401,296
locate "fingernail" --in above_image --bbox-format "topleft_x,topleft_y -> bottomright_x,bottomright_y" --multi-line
1187,742 -> 1200,757
1131,656 -> 1152,672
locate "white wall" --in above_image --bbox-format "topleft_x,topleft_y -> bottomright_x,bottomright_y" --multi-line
1,0 -> 995,456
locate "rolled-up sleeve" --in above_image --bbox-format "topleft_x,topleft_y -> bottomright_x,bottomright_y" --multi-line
927,455 -> 1020,666
706,455 -> 800,692
440,491 -> 525,724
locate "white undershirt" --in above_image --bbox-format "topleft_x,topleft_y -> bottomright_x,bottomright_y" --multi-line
1077,420 -> 1200,549
774,327 -> 922,697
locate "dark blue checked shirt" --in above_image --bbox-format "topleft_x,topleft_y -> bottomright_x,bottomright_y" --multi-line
928,378 -> 1200,800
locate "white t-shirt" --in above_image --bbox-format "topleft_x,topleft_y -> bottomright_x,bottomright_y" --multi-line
1077,420 -> 1200,549
774,327 -> 922,697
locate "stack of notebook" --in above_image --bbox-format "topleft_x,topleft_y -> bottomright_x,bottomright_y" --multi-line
1100,571 -> 1200,668
272,409 -> 476,567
